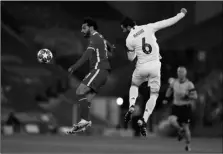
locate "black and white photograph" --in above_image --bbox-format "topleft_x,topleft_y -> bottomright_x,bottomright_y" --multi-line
1,1 -> 222,153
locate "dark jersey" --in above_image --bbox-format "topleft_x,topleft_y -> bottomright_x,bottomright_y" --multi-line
88,32 -> 111,70
71,32 -> 111,71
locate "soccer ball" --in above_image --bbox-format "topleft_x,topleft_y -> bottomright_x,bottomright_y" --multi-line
37,49 -> 53,63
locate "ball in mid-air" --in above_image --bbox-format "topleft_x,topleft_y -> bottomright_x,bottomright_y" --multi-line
37,49 -> 53,63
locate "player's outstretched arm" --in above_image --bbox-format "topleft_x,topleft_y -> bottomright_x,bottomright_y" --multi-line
68,49 -> 91,73
152,8 -> 187,32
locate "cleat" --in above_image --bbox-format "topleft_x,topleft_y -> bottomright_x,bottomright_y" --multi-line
77,120 -> 92,129
124,106 -> 135,128
67,127 -> 86,134
66,124 -> 80,134
137,118 -> 147,137
185,145 -> 191,151
66,120 -> 92,134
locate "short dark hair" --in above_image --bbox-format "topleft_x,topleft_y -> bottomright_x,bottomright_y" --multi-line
83,17 -> 98,30
120,17 -> 136,28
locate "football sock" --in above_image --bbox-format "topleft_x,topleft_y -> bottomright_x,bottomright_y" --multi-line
143,94 -> 158,123
129,85 -> 138,108
185,128 -> 191,145
78,98 -> 91,121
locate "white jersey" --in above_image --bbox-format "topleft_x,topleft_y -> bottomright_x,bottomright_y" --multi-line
126,12 -> 185,67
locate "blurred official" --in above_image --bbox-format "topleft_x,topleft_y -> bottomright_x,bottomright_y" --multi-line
163,66 -> 198,151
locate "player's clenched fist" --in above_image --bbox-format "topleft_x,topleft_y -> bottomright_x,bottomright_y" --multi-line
181,8 -> 187,15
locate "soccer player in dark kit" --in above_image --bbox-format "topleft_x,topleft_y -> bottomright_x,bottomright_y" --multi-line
67,17 -> 114,133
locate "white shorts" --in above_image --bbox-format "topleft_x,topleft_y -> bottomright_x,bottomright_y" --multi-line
132,61 -> 161,92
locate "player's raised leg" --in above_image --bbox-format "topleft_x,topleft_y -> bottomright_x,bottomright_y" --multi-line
138,81 -> 159,136
138,62 -> 161,137
124,71 -> 143,126
124,84 -> 138,124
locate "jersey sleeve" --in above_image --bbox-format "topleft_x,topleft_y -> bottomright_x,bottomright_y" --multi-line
126,38 -> 134,51
127,51 -> 136,61
151,12 -> 185,32
188,81 -> 196,92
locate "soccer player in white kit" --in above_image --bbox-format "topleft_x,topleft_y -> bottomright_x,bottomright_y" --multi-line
121,8 -> 187,137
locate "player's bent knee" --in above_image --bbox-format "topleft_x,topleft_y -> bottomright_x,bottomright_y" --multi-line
76,83 -> 91,95
150,87 -> 160,95
168,115 -> 177,124
76,88 -> 81,95
131,81 -> 140,87
131,75 -> 142,87
149,80 -> 160,93
76,87 -> 84,95
86,92 -> 96,102
182,124 -> 190,131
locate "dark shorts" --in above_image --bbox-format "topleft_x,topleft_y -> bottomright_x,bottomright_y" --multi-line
171,104 -> 192,125
82,69 -> 109,92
